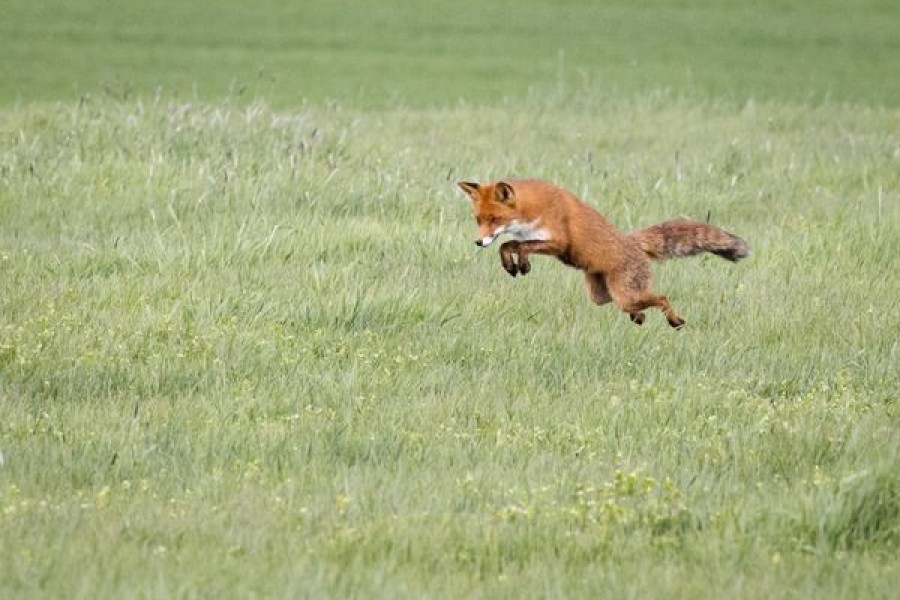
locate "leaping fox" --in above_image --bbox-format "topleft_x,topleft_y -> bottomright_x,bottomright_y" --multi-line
459,179 -> 749,328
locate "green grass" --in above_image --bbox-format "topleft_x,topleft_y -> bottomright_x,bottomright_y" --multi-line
2,94 -> 899,599
2,1 -> 900,598
3,0 -> 900,108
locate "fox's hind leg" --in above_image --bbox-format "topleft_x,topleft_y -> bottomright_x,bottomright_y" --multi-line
640,294 -> 685,329
620,293 -> 685,328
585,273 -> 612,305
606,265 -> 685,328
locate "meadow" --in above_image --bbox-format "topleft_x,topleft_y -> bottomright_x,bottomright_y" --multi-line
1,1 -> 900,599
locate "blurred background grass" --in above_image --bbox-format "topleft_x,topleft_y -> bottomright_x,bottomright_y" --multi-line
3,0 -> 899,108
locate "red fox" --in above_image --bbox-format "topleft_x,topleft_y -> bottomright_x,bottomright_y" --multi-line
459,179 -> 749,327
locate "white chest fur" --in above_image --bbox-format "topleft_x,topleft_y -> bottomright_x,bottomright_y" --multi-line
504,219 -> 551,242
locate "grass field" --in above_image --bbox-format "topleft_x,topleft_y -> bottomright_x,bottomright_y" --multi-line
4,0 -> 900,108
2,1 -> 900,599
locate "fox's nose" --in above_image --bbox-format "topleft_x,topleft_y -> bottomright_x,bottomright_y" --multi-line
474,239 -> 484,247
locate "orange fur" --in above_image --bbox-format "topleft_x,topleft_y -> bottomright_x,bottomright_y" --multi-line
459,179 -> 749,327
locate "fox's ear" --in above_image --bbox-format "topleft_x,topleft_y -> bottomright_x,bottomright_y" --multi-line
457,181 -> 480,200
495,181 -> 515,203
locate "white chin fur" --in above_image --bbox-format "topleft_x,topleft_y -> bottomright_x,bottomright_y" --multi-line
479,235 -> 497,247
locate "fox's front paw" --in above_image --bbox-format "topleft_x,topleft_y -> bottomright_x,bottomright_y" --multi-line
518,259 -> 531,275
499,241 -> 521,277
500,256 -> 519,277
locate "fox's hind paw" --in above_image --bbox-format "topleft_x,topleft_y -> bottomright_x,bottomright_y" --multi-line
668,316 -> 686,329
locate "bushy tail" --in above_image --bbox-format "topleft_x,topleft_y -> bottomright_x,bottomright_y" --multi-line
631,219 -> 749,262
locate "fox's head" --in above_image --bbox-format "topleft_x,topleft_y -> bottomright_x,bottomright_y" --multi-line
458,180 -> 519,247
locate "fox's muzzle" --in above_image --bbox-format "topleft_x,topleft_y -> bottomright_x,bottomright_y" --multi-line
475,235 -> 497,248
